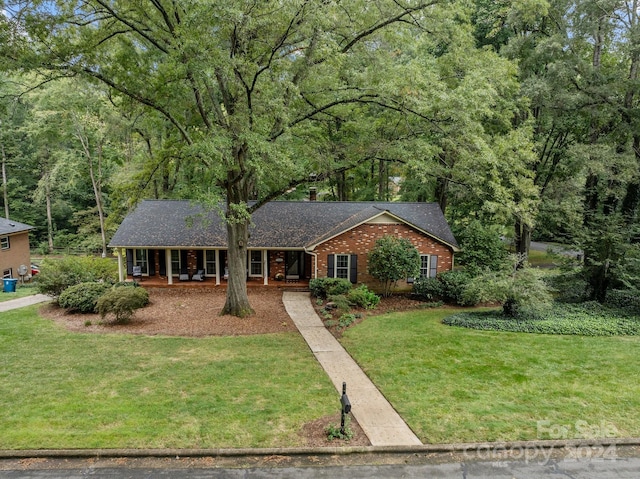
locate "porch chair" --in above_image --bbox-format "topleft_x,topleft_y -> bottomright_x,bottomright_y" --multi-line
179,265 -> 190,281
192,269 -> 205,281
132,265 -> 143,281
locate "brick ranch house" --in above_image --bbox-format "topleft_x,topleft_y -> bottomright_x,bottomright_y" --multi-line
109,200 -> 459,290
0,217 -> 34,280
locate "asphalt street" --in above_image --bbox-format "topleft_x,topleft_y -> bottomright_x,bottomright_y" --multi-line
3,455 -> 639,478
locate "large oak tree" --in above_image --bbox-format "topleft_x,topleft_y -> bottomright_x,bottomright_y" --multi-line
2,0 -> 457,316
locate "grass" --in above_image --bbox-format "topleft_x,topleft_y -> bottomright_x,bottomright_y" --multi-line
525,249 -> 562,267
0,283 -> 39,302
0,306 -> 336,449
341,307 -> 640,444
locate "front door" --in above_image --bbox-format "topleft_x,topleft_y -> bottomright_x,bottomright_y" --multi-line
285,251 -> 304,279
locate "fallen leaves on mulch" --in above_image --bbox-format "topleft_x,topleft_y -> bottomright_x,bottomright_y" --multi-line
40,288 -> 297,337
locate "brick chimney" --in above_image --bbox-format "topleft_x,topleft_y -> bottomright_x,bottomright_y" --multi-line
309,187 -> 317,201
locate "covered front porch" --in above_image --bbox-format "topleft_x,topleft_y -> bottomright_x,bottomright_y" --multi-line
115,247 -> 314,287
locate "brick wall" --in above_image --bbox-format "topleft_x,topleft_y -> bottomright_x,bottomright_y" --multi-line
314,222 -> 454,291
0,232 -> 31,279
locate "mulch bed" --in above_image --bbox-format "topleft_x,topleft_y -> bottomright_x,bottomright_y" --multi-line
40,288 -> 297,337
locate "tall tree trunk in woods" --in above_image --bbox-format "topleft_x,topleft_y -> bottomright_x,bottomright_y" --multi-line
582,13 -> 610,302
621,40 -> 640,226
378,159 -> 386,200
1,143 -> 8,219
44,174 -> 53,253
434,175 -> 449,214
77,130 -> 108,257
513,216 -> 531,266
89,146 -> 108,258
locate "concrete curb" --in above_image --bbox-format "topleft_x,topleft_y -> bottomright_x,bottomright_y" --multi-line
1,438 -> 639,459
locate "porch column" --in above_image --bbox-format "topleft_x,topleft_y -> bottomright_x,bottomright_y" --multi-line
263,249 -> 268,285
117,248 -> 124,282
166,248 -> 173,285
215,249 -> 220,285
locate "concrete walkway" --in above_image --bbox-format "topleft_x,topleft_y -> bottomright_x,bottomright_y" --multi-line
0,294 -> 50,312
283,291 -> 422,447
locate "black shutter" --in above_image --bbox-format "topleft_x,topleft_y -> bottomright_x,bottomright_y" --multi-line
196,250 -> 204,270
180,250 -> 188,274
349,254 -> 358,284
159,250 -> 166,276
148,250 -> 156,276
126,249 -> 133,275
429,255 -> 438,278
327,254 -> 335,278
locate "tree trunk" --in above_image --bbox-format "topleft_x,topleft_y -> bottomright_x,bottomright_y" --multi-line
87,143 -> 108,257
434,175 -> 449,214
221,218 -> 254,317
1,142 -> 8,219
221,151 -> 254,317
45,175 -> 54,253
378,159 -> 386,200
513,216 -> 531,267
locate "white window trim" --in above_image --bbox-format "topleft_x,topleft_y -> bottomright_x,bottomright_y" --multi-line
170,250 -> 181,277
2,268 -> 11,279
249,250 -> 263,277
335,254 -> 350,280
205,250 -> 216,276
134,248 -> 149,275
0,236 -> 9,250
419,254 -> 430,278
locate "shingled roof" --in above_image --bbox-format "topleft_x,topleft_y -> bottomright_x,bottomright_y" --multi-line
109,200 -> 459,250
0,217 -> 34,236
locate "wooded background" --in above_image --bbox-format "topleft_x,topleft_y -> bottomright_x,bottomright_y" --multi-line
1,0 -> 639,307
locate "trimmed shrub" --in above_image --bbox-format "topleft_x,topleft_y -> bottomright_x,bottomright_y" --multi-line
58,282 -> 112,313
310,278 -> 353,298
35,256 -> 118,298
368,235 -> 420,296
347,284 -> 380,309
96,287 -> 149,324
437,270 -> 472,305
412,277 -> 444,301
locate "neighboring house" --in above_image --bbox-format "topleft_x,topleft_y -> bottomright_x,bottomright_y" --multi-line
0,218 -> 34,280
109,199 -> 459,290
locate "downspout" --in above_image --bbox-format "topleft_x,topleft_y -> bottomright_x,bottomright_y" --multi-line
305,247 -> 318,280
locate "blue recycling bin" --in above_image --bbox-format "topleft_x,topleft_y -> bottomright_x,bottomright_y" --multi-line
3,278 -> 17,293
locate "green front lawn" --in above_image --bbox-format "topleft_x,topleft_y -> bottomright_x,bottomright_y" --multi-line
341,308 -> 640,444
0,306 -> 336,449
0,284 -> 39,302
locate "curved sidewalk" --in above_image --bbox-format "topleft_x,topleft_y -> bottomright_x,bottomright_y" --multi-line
283,291 -> 421,447
0,294 -> 50,312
